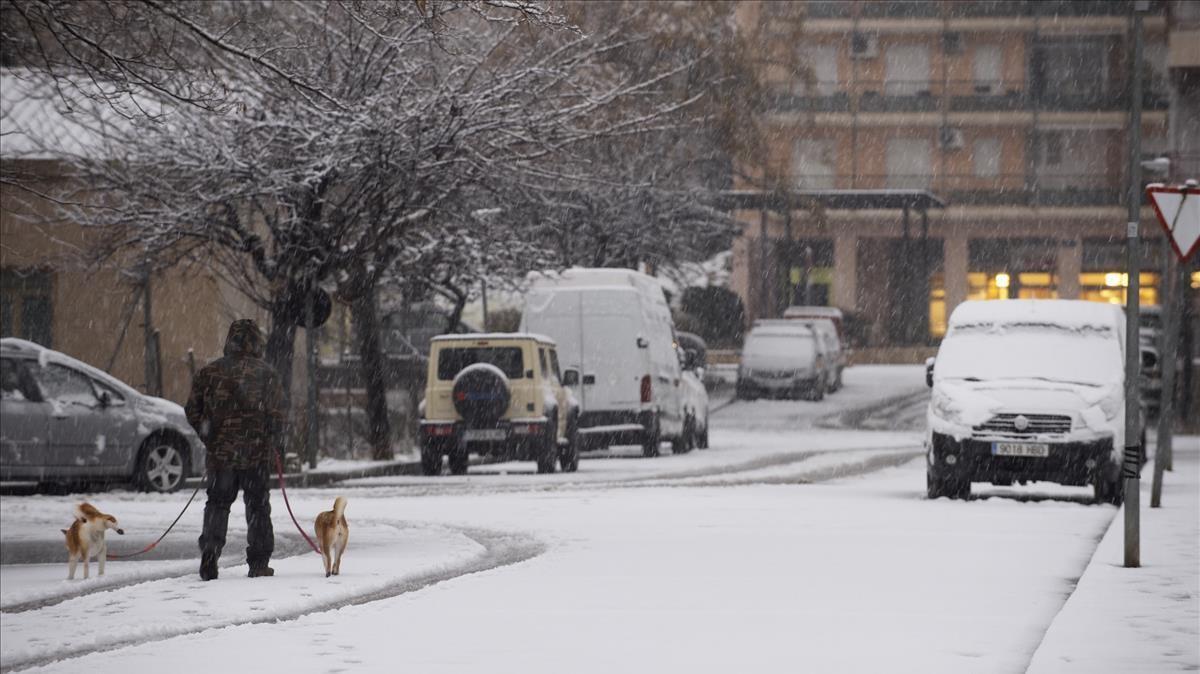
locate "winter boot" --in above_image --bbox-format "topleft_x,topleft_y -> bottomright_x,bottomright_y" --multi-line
199,552 -> 219,581
247,565 -> 275,578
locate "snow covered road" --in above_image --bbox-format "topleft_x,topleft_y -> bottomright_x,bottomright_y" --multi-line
4,365 -> 1191,673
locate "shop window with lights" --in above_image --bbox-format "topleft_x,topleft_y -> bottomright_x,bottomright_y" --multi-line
967,239 -> 1059,301
929,273 -> 947,338
1080,237 -> 1161,307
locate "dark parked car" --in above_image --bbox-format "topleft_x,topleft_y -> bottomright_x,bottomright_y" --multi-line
1,338 -> 205,492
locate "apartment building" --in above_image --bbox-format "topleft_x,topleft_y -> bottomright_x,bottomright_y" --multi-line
730,0 -> 1179,349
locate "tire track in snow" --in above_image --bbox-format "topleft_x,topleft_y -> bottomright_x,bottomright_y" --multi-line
0,525 -> 544,674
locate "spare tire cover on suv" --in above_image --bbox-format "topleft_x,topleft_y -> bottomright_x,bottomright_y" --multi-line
452,363 -> 511,426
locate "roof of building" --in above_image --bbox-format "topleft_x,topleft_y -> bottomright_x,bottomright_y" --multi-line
718,189 -> 946,212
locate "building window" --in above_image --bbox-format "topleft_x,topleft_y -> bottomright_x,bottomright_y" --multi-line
886,137 -> 932,189
968,239 -> 1059,300
793,139 -> 835,189
1033,38 -> 1111,99
929,273 -> 947,338
884,43 -> 930,96
1080,237 -> 1160,306
972,44 -> 1002,94
0,268 -> 53,347
797,44 -> 838,96
972,138 -> 1001,177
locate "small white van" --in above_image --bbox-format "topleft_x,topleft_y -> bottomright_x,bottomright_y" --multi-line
520,268 -> 688,456
925,299 -> 1131,502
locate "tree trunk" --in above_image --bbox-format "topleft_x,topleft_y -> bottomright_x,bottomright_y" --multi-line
444,287 -> 467,334
351,284 -> 392,460
265,298 -> 298,410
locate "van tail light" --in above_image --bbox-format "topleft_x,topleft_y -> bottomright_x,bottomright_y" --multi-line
640,375 -> 652,403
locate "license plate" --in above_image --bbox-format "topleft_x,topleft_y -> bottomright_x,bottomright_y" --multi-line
992,442 -> 1049,458
463,428 -> 506,442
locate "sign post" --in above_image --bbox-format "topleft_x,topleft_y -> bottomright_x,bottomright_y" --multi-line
1121,6 -> 1144,569
1146,181 -> 1200,509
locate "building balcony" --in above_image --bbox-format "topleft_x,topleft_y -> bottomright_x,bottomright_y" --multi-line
803,0 -> 1159,19
770,80 -> 1169,114
789,173 -> 1127,207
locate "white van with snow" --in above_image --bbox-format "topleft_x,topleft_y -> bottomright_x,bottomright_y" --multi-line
925,299 -> 1132,503
521,269 -> 688,457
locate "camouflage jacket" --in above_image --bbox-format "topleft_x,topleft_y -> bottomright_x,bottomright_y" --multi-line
185,320 -> 286,470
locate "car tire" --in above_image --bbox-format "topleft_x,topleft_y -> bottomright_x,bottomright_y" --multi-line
448,450 -> 469,476
927,472 -> 969,500
735,382 -> 755,401
420,448 -> 443,476
135,437 -> 188,493
697,420 -> 709,449
642,419 -> 660,458
672,416 -> 692,455
1094,475 -> 1123,505
809,380 -> 826,402
537,421 -> 558,474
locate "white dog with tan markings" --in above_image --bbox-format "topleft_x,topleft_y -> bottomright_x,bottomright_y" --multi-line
62,503 -> 124,579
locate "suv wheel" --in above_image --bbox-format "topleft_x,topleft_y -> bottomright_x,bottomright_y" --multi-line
448,450 -> 469,476
696,420 -> 709,449
559,415 -> 580,473
926,472 -> 970,500
420,447 -> 443,476
537,421 -> 558,474
136,439 -> 188,493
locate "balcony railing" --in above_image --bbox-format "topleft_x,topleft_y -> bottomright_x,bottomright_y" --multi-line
799,1 -> 1159,20
789,173 -> 1127,206
770,79 -> 1169,113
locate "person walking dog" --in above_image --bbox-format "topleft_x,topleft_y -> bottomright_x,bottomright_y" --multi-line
186,319 -> 286,581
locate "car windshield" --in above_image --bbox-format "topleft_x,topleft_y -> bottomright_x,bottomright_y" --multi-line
436,347 -> 524,380
744,332 -> 813,358
936,325 -> 1120,387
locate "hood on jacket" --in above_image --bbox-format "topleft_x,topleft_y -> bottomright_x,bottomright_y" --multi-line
223,319 -> 265,358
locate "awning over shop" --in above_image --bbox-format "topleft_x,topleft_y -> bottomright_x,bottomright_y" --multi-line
718,189 -> 946,212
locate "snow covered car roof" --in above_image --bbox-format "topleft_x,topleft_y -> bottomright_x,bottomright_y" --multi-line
0,338 -> 139,397
430,333 -> 558,346
947,300 -> 1125,333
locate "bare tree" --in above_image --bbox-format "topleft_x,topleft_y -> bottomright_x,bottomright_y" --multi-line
5,0 -> 701,459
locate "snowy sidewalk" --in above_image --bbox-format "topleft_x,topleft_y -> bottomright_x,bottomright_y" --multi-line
1027,437 -> 1200,673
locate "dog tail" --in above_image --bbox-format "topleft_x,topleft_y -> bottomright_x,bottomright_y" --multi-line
332,496 -> 347,521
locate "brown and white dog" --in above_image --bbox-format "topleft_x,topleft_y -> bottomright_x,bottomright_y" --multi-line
314,497 -> 349,578
62,503 -> 124,580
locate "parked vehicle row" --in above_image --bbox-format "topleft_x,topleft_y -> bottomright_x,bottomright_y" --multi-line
419,268 -> 711,475
735,306 -> 847,401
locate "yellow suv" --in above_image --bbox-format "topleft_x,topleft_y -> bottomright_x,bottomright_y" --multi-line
419,333 -> 580,476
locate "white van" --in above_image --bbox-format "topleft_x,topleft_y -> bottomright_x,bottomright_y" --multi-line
925,299 -> 1131,502
521,269 -> 687,457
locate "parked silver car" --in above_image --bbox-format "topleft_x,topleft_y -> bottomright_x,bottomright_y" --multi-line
0,338 -> 204,492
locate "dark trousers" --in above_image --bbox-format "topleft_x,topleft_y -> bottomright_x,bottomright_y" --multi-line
198,464 -> 274,568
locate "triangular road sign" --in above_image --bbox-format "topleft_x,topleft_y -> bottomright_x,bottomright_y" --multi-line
1147,184 -> 1200,262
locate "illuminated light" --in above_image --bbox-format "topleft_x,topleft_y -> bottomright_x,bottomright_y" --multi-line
1192,272 -> 1200,290
1105,272 -> 1124,287
994,273 -> 1010,289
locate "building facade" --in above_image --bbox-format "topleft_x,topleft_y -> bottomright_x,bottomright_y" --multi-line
730,0 -> 1194,351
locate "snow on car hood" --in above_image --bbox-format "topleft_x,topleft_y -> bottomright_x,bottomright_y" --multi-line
934,378 -> 1120,433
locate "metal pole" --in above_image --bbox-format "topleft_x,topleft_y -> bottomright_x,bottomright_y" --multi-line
759,208 -> 770,319
1122,6 -> 1145,568
1152,252 -> 1177,507
306,287 -> 319,471
481,278 -> 489,332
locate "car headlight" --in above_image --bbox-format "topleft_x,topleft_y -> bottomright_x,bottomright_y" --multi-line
929,388 -> 962,425
1099,395 -> 1122,421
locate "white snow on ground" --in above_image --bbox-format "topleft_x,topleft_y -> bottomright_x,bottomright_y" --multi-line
17,459 -> 1118,674
1027,438 -> 1200,673
1,521 -> 484,670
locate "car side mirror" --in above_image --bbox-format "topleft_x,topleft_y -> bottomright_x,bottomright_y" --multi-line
98,391 -> 112,408
636,337 -> 649,349
561,368 -> 580,387
925,357 -> 935,388
683,349 -> 699,371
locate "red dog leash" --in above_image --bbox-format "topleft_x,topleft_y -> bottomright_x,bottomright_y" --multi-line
107,454 -> 321,560
275,452 -> 322,555
106,480 -> 204,560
